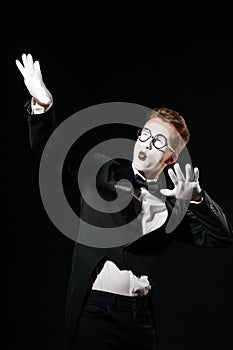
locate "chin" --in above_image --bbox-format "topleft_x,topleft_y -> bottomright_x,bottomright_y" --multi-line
133,159 -> 152,172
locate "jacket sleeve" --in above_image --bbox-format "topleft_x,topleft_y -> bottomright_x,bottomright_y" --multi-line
26,100 -> 81,191
25,100 -> 58,159
174,189 -> 233,248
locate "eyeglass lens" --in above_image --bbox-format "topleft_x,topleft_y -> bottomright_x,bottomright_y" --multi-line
138,129 -> 167,149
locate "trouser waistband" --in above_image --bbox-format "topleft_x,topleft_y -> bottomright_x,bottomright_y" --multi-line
88,289 -> 151,307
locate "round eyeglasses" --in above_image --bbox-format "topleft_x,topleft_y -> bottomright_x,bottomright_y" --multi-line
137,127 -> 175,153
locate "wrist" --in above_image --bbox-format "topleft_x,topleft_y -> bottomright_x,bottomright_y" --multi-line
32,97 -> 51,108
191,188 -> 203,203
192,194 -> 202,202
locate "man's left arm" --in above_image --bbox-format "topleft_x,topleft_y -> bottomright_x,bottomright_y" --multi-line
160,163 -> 233,247
175,189 -> 233,247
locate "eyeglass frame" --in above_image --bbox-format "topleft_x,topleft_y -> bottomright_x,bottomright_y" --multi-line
137,127 -> 176,153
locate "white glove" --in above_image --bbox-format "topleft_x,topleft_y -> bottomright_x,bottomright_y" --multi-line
15,53 -> 52,106
160,163 -> 202,201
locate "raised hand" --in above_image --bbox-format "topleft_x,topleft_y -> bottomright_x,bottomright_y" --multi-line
160,163 -> 202,201
15,53 -> 52,107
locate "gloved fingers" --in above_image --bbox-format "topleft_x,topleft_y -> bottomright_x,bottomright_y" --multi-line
34,61 -> 42,76
193,167 -> 199,182
185,163 -> 193,181
168,167 -> 178,185
173,163 -> 185,181
15,59 -> 26,79
34,60 -> 42,80
25,53 -> 34,76
22,53 -> 28,73
160,188 -> 176,197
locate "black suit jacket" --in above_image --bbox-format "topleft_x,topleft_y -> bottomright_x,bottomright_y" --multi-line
26,102 -> 233,350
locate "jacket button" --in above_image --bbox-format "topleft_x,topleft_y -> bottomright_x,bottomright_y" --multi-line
209,204 -> 219,216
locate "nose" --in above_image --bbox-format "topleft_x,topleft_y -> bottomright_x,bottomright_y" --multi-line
144,138 -> 152,150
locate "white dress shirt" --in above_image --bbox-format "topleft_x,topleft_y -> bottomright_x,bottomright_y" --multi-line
92,166 -> 167,296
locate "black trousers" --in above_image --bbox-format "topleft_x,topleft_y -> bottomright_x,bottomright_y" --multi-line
74,289 -> 157,350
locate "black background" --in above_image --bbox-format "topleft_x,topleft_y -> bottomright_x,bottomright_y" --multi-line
3,14 -> 233,350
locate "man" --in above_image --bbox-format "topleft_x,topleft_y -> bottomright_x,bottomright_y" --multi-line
16,53 -> 233,350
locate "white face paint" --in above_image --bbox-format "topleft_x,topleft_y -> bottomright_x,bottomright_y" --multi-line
132,118 -> 176,179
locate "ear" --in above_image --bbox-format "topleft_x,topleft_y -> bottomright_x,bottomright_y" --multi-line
164,153 -> 178,165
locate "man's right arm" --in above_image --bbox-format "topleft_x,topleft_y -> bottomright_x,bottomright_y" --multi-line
16,53 -> 82,196
25,100 -> 57,158
16,53 -> 56,158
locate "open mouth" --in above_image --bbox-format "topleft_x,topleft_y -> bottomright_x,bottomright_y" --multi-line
138,151 -> 147,160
